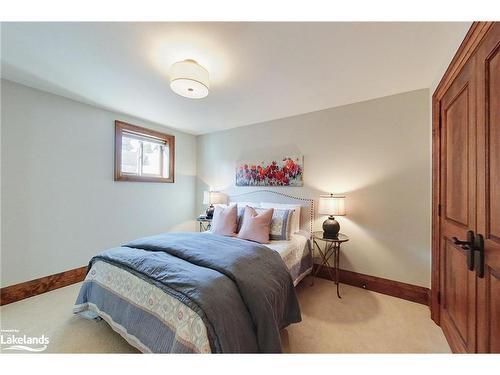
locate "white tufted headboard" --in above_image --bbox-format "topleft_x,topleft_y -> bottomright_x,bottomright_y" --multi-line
227,189 -> 314,237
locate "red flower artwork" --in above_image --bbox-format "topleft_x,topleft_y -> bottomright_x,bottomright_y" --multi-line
236,156 -> 303,186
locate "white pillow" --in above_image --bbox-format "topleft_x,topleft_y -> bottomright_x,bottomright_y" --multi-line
260,202 -> 301,234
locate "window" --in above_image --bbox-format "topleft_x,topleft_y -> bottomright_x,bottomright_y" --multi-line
114,121 -> 175,183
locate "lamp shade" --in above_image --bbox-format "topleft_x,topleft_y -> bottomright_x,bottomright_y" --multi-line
170,59 -> 209,99
203,191 -> 225,205
318,195 -> 346,216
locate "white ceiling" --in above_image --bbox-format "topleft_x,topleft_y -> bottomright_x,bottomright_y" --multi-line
1,22 -> 470,135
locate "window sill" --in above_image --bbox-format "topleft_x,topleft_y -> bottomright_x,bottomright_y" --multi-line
115,175 -> 174,183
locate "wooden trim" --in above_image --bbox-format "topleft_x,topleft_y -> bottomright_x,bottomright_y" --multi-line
314,265 -> 430,306
0,266 -> 87,306
433,22 -> 494,99
114,120 -> 175,183
431,22 -> 495,325
431,93 -> 441,323
1,263 -> 430,308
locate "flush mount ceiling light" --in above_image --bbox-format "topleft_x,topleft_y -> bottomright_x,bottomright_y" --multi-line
169,59 -> 209,99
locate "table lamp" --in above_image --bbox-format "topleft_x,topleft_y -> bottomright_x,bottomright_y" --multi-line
318,194 -> 346,238
203,191 -> 225,218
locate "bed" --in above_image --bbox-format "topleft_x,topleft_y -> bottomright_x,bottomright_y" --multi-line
74,190 -> 314,353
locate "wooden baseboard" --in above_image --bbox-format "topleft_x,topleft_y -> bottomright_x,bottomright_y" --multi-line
1,264 -> 429,307
1,266 -> 87,306
313,265 -> 430,306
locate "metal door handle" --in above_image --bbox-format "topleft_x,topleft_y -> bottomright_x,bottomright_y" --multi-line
452,230 -> 475,271
474,234 -> 485,278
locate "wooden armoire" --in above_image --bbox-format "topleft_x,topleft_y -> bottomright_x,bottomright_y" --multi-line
432,22 -> 500,353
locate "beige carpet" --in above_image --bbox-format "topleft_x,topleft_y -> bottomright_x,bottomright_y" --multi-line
0,278 -> 450,353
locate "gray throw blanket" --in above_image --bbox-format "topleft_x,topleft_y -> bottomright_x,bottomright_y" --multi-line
88,232 -> 301,353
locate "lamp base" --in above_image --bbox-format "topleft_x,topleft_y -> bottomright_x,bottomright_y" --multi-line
206,205 -> 215,219
322,216 -> 340,239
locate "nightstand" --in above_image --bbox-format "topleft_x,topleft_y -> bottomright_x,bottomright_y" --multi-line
312,231 -> 349,298
196,217 -> 212,232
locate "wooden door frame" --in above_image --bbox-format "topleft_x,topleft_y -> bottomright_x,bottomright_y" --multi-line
431,22 -> 495,325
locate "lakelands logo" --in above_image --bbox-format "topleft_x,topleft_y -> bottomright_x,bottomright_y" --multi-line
0,329 -> 49,352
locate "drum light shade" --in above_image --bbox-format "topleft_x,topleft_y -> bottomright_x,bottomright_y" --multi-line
203,191 -> 225,205
170,59 -> 209,99
318,195 -> 346,216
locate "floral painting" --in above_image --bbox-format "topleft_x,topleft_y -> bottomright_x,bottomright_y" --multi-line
235,156 -> 303,186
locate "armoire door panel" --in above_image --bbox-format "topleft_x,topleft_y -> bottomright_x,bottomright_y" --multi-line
443,241 -> 470,344
439,48 -> 477,353
444,86 -> 470,227
484,268 -> 500,352
486,42 -> 500,241
475,22 -> 500,353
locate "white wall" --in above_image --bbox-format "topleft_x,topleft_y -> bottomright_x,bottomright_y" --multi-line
197,89 -> 431,287
1,81 -> 432,288
1,80 -> 197,286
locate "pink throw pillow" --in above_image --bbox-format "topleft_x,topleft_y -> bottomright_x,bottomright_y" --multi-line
211,204 -> 237,236
237,206 -> 274,244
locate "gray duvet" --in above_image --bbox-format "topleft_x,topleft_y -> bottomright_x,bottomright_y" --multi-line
79,232 -> 301,353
